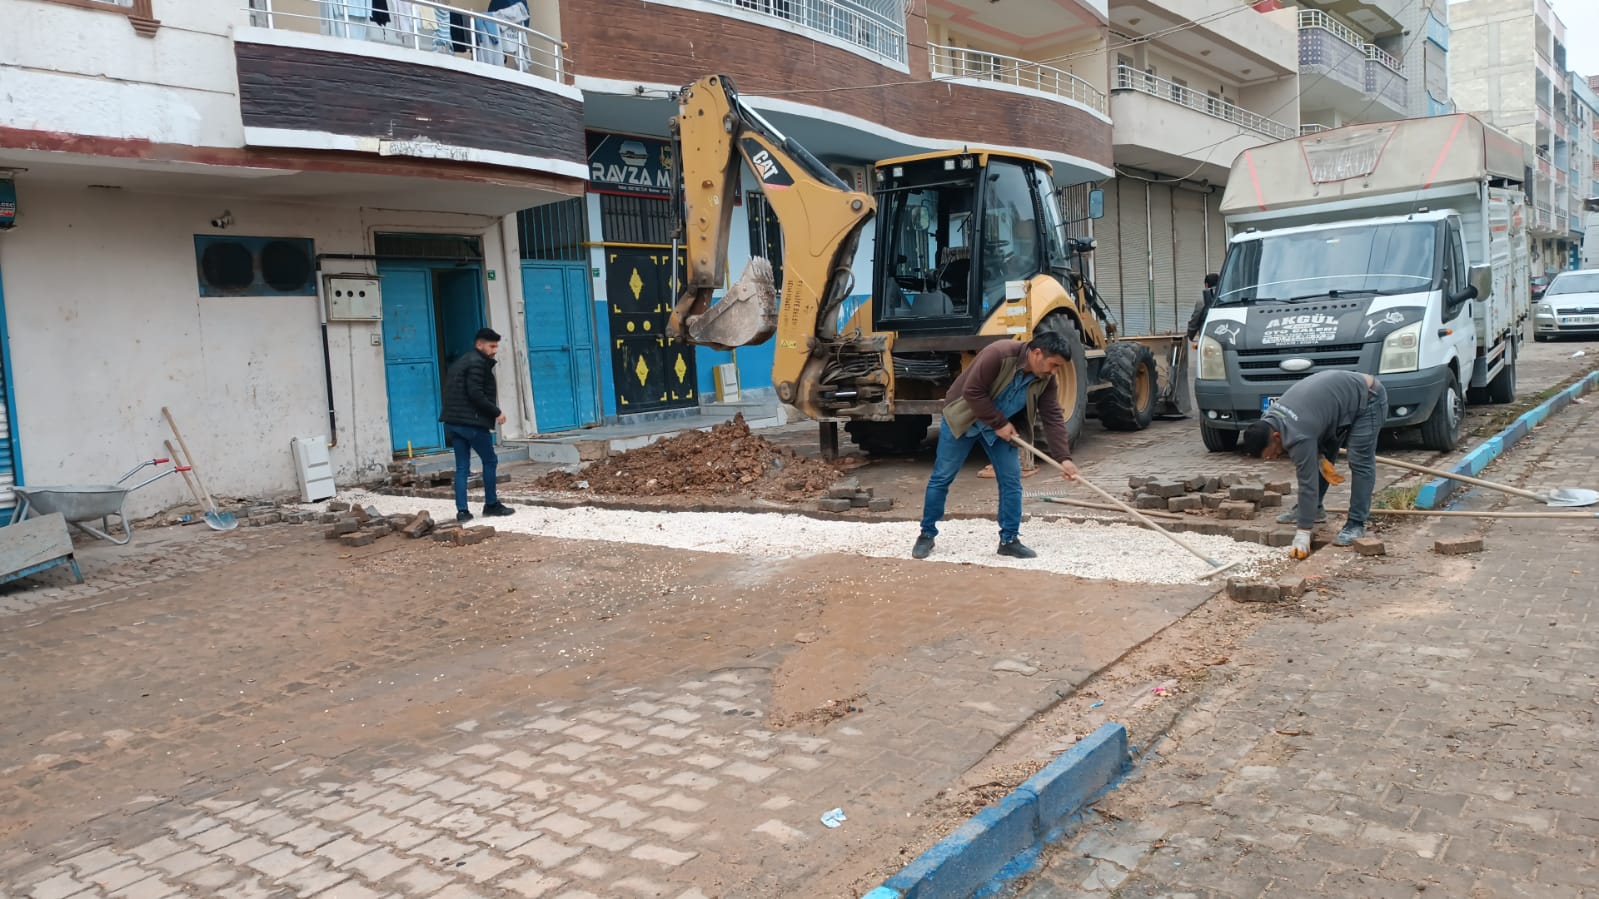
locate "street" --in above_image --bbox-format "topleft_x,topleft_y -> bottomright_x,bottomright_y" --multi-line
0,341 -> 1595,899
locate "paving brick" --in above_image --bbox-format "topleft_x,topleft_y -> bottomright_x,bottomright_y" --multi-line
1228,578 -> 1281,603
592,801 -> 650,828
150,849 -> 211,879
651,793 -> 708,814
454,849 -> 522,883
579,827 -> 639,853
511,836 -> 584,869
388,864 -> 456,896
627,844 -> 698,868
1435,536 -> 1484,555
312,834 -> 375,867
498,870 -> 568,898
1353,537 -> 1386,556
413,834 -> 477,865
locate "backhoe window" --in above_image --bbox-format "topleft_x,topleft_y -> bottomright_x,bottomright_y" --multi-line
877,174 -> 977,322
979,161 -> 1043,312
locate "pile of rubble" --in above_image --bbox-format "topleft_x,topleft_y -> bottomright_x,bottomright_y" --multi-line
534,414 -> 843,502
1127,474 -> 1293,521
319,500 -> 496,548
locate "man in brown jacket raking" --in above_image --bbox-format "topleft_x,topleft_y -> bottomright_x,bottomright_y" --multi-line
912,330 -> 1080,560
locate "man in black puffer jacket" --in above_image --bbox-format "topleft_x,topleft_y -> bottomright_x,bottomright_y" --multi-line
440,328 -> 516,522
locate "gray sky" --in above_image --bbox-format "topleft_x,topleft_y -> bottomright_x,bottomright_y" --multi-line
1551,0 -> 1599,82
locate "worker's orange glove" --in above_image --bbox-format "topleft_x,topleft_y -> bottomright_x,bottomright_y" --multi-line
1320,458 -> 1346,486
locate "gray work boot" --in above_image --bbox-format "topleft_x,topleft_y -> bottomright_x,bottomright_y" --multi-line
912,534 -> 935,559
1276,505 -> 1327,525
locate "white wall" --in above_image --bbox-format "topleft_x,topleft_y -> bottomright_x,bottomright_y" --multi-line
0,184 -> 521,516
0,0 -> 247,147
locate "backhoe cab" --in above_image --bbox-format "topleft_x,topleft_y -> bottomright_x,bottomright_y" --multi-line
668,74 -> 1184,456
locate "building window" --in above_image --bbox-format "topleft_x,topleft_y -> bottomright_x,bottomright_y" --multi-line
194,236 -> 317,297
746,192 -> 785,294
29,0 -> 159,35
518,198 -> 586,261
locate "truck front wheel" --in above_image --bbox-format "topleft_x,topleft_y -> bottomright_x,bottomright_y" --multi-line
1419,369 -> 1464,452
1201,420 -> 1239,452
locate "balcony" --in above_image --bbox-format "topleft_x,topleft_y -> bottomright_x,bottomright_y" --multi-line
928,44 -> 1107,116
1364,45 -> 1406,113
1297,10 -> 1406,122
233,0 -> 588,195
245,0 -> 566,80
1111,65 -> 1294,181
651,0 -> 908,65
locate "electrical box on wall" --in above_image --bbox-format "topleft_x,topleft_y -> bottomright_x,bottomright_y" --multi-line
291,436 -> 337,502
325,276 -> 383,321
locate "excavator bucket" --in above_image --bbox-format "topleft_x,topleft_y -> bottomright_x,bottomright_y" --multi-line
683,256 -> 778,350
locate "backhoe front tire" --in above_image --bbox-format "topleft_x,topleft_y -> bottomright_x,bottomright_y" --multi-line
1096,342 -> 1158,431
1035,315 -> 1088,449
845,415 -> 932,456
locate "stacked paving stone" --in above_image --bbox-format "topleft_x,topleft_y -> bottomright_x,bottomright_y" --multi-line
815,479 -> 894,514
320,501 -> 496,548
1127,474 -> 1292,521
386,460 -> 470,490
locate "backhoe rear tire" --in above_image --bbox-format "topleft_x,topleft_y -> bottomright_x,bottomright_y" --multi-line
1095,342 -> 1158,431
1034,315 -> 1088,449
845,415 -> 932,456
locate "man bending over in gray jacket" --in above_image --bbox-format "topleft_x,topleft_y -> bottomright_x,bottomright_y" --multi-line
1241,370 -> 1387,558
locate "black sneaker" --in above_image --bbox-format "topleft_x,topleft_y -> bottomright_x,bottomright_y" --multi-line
482,503 -> 516,517
456,510 -> 474,523
997,539 -> 1038,559
912,535 -> 935,559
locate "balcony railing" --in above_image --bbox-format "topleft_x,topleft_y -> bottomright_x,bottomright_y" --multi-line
1301,123 -> 1333,135
1299,9 -> 1407,113
685,0 -> 907,64
928,44 -> 1106,114
245,0 -> 566,81
1298,9 -> 1363,49
1113,66 -> 1295,141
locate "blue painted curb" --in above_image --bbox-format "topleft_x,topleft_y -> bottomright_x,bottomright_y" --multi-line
865,722 -> 1130,899
1415,370 -> 1599,509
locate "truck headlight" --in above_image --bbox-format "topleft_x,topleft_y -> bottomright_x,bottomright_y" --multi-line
1379,321 -> 1421,374
1197,335 -> 1225,380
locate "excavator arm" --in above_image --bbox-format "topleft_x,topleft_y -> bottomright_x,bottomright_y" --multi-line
668,75 -> 879,413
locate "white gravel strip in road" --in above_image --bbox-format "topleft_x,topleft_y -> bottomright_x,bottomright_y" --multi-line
322,490 -> 1275,585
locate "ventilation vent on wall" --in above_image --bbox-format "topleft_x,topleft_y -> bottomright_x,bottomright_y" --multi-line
193,235 -> 317,297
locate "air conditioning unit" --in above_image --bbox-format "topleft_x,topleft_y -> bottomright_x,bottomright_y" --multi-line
831,164 -> 874,194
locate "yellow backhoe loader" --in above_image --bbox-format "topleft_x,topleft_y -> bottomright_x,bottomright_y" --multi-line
668,74 -> 1186,456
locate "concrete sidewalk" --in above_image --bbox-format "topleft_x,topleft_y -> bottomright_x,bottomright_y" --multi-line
1018,389 -> 1599,897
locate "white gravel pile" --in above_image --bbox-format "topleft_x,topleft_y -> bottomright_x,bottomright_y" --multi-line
322,490 -> 1275,585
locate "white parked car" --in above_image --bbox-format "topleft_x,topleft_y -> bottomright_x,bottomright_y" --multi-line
1533,269 -> 1599,341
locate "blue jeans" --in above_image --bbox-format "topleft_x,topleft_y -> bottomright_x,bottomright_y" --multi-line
445,423 -> 498,512
919,421 -> 1024,543
1342,380 -> 1387,528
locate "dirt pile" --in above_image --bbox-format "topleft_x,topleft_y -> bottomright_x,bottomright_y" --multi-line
534,414 -> 843,502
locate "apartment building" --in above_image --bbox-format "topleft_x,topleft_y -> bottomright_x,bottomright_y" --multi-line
1290,0 -> 1430,130
0,0 -> 586,517
1450,0 -> 1580,275
1094,0 -> 1299,336
1581,76 -> 1599,268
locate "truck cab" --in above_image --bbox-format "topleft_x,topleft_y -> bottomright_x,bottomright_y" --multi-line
1194,115 -> 1528,454
1196,211 -> 1490,451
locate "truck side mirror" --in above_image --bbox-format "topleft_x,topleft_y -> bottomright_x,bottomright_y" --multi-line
1088,189 -> 1104,220
1467,263 -> 1492,303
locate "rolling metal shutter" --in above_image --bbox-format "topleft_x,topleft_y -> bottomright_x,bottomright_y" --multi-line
1117,179 -> 1152,336
1148,185 -> 1178,333
1173,186 -> 1210,332
1093,180 -> 1122,325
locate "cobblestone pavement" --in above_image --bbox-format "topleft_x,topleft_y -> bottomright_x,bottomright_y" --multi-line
1018,377 -> 1599,897
0,513 -> 1211,898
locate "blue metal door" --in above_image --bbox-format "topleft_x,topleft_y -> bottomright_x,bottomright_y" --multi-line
0,263 -> 20,520
379,266 -> 445,454
522,261 -> 598,433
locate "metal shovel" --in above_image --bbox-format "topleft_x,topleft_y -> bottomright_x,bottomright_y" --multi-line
1011,436 -> 1241,578
1375,454 -> 1599,508
161,407 -> 239,530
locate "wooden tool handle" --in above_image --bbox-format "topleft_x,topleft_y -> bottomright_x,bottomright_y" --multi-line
1010,435 -> 1226,569
1374,453 -> 1548,502
164,439 -> 206,511
162,406 -> 218,510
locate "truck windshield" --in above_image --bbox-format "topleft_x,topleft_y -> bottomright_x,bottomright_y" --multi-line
1546,272 -> 1599,296
1217,221 -> 1438,304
